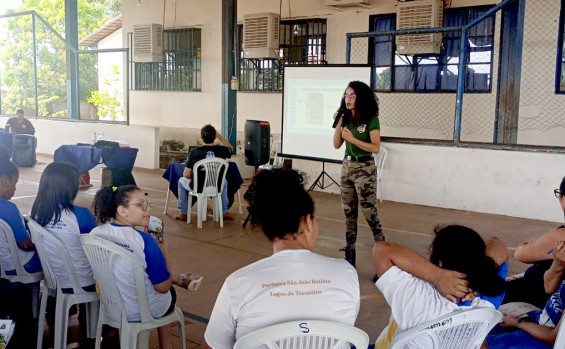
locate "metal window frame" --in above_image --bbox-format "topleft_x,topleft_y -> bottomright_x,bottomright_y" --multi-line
238,18 -> 327,92
368,6 -> 495,94
133,27 -> 201,92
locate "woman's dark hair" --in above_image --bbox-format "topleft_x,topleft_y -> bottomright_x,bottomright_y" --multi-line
339,80 -> 379,125
31,162 -> 79,227
93,185 -> 140,224
560,176 -> 565,196
429,225 -> 505,297
244,168 -> 314,241
0,158 -> 18,178
201,124 -> 217,144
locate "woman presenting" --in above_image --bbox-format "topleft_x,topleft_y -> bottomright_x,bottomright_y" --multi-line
333,80 -> 383,271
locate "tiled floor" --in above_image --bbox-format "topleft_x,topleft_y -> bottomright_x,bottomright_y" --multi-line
12,154 -> 562,348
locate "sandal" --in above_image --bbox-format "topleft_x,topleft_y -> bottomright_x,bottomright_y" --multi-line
177,273 -> 203,291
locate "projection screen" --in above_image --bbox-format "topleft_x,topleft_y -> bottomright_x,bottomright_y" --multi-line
281,65 -> 371,163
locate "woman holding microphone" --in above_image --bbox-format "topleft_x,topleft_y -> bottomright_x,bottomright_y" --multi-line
333,80 -> 384,272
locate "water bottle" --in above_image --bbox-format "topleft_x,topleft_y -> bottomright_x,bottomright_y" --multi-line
92,132 -> 97,144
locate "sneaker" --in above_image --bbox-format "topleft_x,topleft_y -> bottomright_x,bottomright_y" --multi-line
173,213 -> 187,221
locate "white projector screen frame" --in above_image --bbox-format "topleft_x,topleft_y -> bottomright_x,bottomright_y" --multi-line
281,65 -> 372,163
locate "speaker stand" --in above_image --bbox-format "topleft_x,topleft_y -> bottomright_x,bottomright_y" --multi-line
242,165 -> 260,228
308,161 -> 340,192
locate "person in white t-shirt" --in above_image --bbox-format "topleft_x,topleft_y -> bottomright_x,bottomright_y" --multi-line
373,225 -> 508,349
203,168 -> 360,349
31,162 -> 98,292
92,185 -> 201,349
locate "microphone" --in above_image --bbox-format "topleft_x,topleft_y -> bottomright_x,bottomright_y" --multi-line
332,105 -> 346,129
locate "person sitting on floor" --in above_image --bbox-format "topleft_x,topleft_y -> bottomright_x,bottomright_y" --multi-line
373,225 -> 508,349
503,176 -> 565,309
486,240 -> 565,349
203,168 -> 360,349
5,109 -> 35,135
0,158 -> 41,275
174,124 -> 233,221
92,185 -> 202,349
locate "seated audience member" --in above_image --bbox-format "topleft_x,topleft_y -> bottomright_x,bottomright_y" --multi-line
0,278 -> 36,348
486,240 -> 565,349
31,162 -> 97,292
504,176 -> 565,309
5,109 -> 35,134
92,185 -> 201,349
174,124 -> 233,221
203,168 -> 360,349
0,158 -> 41,275
373,225 -> 508,349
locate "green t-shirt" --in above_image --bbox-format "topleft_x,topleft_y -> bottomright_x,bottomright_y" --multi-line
345,116 -> 381,157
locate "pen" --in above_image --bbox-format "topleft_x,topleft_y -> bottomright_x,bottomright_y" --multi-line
548,248 -> 554,254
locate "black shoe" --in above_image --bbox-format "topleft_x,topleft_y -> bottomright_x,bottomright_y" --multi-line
373,274 -> 379,283
339,246 -> 356,268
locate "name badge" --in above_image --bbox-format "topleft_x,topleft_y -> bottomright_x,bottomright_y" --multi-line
357,124 -> 366,133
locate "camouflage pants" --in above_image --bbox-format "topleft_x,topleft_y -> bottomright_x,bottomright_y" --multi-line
340,158 -> 384,248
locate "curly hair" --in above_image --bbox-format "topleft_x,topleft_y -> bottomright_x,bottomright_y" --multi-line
430,225 -> 505,297
92,185 -> 140,224
339,80 -> 379,125
244,168 -> 314,241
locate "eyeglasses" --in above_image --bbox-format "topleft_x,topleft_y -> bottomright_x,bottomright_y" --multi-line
555,189 -> 563,198
131,198 -> 152,211
343,94 -> 357,99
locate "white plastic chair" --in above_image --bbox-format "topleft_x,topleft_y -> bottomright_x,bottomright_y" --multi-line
259,140 -> 284,170
25,216 -> 99,349
373,146 -> 388,203
79,234 -> 186,349
233,320 -> 369,349
187,157 -> 229,228
0,218 -> 43,318
387,308 -> 502,349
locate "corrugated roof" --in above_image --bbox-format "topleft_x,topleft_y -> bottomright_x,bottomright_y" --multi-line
79,14 -> 122,47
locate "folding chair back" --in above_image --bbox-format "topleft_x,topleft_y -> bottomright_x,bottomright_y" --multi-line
233,320 -> 369,349
188,157 -> 229,228
0,218 -> 43,319
388,308 -> 502,349
373,146 -> 388,202
80,234 -> 185,349
26,216 -> 99,349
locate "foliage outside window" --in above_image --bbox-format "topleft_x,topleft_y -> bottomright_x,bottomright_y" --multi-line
134,28 -> 201,91
87,65 -> 123,121
0,0 -> 120,117
238,18 -> 327,92
369,7 -> 495,93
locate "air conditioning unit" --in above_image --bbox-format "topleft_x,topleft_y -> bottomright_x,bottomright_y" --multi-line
396,0 -> 443,55
325,0 -> 371,10
133,24 -> 163,62
243,13 -> 280,59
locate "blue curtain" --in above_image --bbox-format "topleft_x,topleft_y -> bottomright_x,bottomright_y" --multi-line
373,17 -> 394,66
371,8 -> 494,92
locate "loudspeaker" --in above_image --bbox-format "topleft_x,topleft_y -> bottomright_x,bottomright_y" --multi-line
244,120 -> 270,166
11,134 -> 36,167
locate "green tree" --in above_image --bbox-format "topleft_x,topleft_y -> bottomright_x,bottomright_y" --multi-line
0,0 -> 120,116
